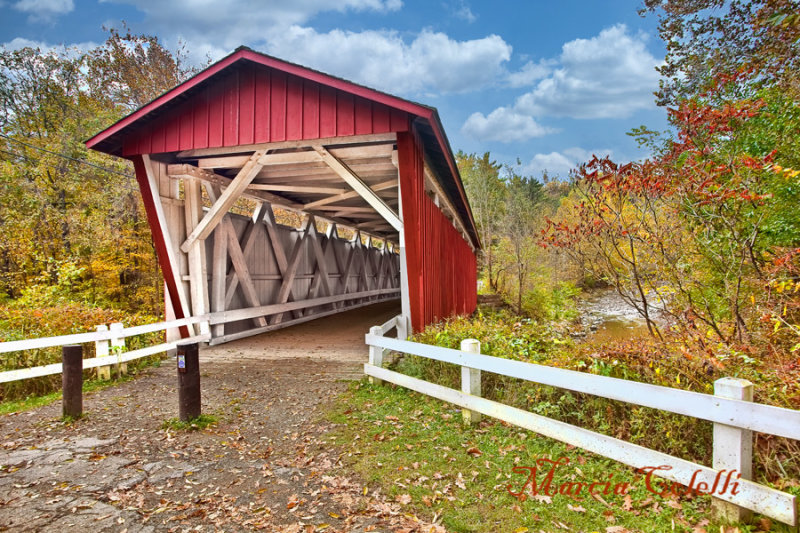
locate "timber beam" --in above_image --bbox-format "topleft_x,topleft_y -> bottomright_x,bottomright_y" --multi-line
169,163 -> 398,242
313,146 -> 402,232
304,179 -> 397,210
175,132 -> 397,159
168,163 -> 303,209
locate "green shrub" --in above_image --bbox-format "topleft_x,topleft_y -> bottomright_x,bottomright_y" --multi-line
392,309 -> 800,485
0,302 -> 161,400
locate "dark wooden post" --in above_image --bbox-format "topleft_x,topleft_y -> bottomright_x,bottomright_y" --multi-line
177,341 -> 201,421
62,345 -> 83,418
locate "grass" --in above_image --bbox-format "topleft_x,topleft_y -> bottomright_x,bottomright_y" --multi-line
325,380 -> 792,533
0,362 -> 157,416
161,414 -> 218,431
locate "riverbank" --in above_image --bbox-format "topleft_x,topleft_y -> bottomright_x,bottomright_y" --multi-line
572,288 -> 654,344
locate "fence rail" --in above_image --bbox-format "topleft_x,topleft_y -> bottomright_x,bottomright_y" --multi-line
0,318 -> 210,384
0,290 -> 401,382
364,331 -> 799,526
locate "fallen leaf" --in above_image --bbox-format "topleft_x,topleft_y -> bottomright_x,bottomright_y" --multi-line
622,494 -> 633,511
287,494 -> 301,510
533,494 -> 552,504
567,503 -> 586,513
396,494 -> 411,505
466,447 -> 482,457
666,498 -> 682,509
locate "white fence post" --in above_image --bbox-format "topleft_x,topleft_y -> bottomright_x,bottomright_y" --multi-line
713,377 -> 754,522
110,322 -> 127,378
368,325 -> 384,385
396,314 -> 409,340
460,339 -> 482,425
95,325 -> 111,380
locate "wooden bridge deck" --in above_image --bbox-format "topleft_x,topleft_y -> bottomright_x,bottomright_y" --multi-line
200,299 -> 400,369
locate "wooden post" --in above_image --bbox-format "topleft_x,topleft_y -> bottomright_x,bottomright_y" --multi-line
95,324 -> 111,380
396,314 -> 409,341
183,178 -> 211,336
62,345 -> 83,418
713,377 -> 753,522
177,341 -> 201,421
460,339 -> 482,425
110,322 -> 127,377
368,325 -> 384,385
211,222 -> 228,338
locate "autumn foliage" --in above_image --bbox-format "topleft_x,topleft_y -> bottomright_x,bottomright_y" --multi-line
544,74 -> 800,371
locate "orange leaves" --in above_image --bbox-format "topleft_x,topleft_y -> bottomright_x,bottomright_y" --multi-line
286,493 -> 302,510
466,446 -> 483,458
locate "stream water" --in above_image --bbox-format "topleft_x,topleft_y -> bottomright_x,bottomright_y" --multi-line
575,288 -> 653,343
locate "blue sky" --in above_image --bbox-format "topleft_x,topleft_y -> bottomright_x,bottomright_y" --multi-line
0,0 -> 669,178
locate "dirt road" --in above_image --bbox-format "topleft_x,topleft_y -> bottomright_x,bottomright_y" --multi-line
0,301 -> 443,532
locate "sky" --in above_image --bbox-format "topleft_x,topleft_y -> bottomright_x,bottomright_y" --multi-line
0,0 -> 670,179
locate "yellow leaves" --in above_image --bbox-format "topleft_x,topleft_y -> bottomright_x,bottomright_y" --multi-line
770,164 -> 800,179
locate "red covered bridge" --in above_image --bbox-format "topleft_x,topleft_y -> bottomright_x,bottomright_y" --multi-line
86,46 -> 479,344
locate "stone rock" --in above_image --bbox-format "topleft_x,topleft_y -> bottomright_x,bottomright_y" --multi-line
115,472 -> 146,491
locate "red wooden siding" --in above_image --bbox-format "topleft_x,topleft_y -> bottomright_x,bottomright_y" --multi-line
397,131 -> 477,331
122,62 -> 409,156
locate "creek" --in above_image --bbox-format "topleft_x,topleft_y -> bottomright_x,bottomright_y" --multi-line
575,288 -> 654,343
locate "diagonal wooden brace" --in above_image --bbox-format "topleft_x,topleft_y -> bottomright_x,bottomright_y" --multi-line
181,150 -> 267,253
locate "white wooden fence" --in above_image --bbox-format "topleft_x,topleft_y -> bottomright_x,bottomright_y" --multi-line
364,326 -> 799,526
0,290 -> 401,385
0,317 -> 210,384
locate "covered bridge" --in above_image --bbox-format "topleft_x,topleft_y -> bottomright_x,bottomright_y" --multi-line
86,47 -> 479,344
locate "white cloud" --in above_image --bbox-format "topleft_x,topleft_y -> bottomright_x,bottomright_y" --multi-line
13,0 -> 73,21
516,24 -> 661,119
1,37 -> 97,55
522,147 -> 613,177
452,1 -> 476,22
507,59 -> 553,88
462,107 -> 554,143
103,0 -> 510,95
104,0 -> 403,47
264,27 -> 510,94
465,24 -> 660,143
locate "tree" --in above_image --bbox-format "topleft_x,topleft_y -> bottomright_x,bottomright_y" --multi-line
457,151 -> 505,289
86,26 -> 199,112
0,29 -> 197,313
545,74 -> 800,351
500,170 -> 542,313
642,0 -> 800,106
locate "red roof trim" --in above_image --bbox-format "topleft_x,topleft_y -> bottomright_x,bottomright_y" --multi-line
86,48 -> 435,150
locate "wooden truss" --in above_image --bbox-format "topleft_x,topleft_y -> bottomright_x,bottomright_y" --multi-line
148,133 -> 406,344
